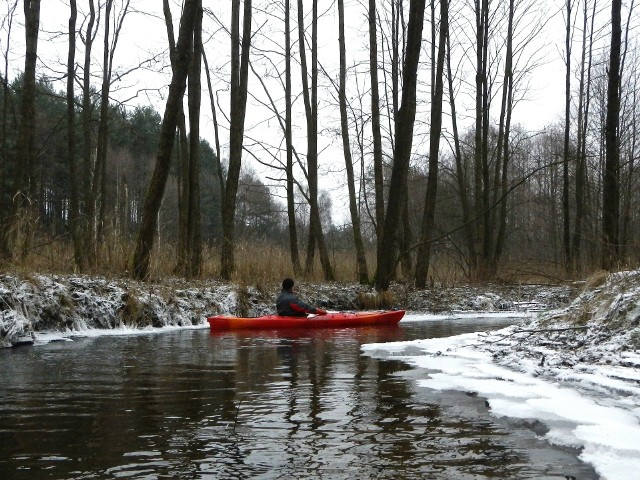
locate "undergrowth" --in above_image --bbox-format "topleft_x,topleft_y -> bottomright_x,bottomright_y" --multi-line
3,234 -> 637,290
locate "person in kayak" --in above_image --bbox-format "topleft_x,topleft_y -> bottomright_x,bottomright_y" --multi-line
276,278 -> 327,317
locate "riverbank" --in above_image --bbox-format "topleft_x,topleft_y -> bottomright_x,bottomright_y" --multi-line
1,272 -> 577,347
363,269 -> 640,480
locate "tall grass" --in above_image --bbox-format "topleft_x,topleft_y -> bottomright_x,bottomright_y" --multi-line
6,232 -> 627,286
5,235 -> 374,285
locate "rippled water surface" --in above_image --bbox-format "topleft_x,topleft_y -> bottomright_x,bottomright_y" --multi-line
0,318 -> 598,479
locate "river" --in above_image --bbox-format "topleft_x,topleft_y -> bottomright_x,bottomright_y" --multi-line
0,316 -> 598,479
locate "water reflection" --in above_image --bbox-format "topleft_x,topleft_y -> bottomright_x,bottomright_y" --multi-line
0,319 -> 597,479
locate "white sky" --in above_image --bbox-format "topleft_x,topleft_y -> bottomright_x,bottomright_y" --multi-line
1,0 -> 597,222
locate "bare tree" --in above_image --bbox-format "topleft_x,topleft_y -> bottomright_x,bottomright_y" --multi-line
94,0 -> 130,245
80,0 -> 97,268
66,0 -> 83,270
201,51 -> 224,197
284,0 -> 301,275
415,0 -> 448,288
220,0 -> 252,279
186,0 -> 203,277
163,0 -> 192,276
298,0 -> 334,280
376,0 -> 426,291
571,0 -> 596,274
338,0 -> 369,284
132,0 -> 198,280
6,0 -> 40,261
602,0 -> 622,268
0,0 -> 19,259
368,0 -> 385,257
562,0 -> 575,272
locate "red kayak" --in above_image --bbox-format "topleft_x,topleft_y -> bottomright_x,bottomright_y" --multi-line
207,310 -> 405,330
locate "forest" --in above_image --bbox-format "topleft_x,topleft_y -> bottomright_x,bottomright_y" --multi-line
0,0 -> 636,290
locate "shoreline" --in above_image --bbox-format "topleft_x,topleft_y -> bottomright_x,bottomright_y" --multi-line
0,272 -> 576,348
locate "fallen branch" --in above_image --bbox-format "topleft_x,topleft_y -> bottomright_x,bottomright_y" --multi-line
511,326 -> 589,334
479,325 -> 589,345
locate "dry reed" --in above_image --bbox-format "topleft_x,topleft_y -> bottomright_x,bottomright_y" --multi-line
6,232 -> 632,288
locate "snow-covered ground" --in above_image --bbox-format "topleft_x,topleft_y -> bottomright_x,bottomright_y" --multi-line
363,270 -> 640,480
0,273 -> 572,347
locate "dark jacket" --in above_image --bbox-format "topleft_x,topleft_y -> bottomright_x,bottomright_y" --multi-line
276,289 -> 320,316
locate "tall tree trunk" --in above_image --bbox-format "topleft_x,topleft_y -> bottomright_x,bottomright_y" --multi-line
473,0 -> 488,278
298,0 -> 333,280
415,0 -> 448,288
571,0 -> 593,274
285,0 -> 301,275
479,0 -> 491,272
81,0 -> 96,268
8,0 -> 40,261
338,0 -> 368,284
221,0 -> 252,279
186,0 -> 203,277
447,28 -> 476,273
492,0 -> 515,270
95,0 -> 129,247
368,0 -> 385,260
131,0 -> 197,280
602,0 -> 622,269
93,0 -> 112,253
376,0 -> 426,291
562,0 -> 573,272
0,1 -> 18,257
164,0 -> 192,275
66,0 -> 83,271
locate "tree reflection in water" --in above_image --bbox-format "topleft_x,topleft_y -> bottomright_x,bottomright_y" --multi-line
0,320 -> 597,479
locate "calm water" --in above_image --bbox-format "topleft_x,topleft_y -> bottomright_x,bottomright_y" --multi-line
0,318 -> 598,479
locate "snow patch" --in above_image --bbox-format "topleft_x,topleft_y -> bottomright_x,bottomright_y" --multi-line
362,270 -> 640,480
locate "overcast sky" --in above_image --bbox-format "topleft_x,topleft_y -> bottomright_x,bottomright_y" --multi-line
1,0 -> 598,221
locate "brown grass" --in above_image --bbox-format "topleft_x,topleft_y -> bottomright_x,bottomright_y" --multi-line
584,270 -> 609,290
358,290 -> 395,309
5,233 -> 635,289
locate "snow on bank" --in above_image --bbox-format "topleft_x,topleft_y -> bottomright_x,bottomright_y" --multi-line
363,270 -> 640,480
0,273 -> 571,348
0,274 -> 246,347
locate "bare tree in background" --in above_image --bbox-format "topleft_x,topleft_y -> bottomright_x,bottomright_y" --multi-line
186,0 -> 203,277
220,0 -> 252,280
284,0 -> 301,275
5,0 -> 40,261
164,0 -> 193,276
66,0 -> 83,270
562,0 -> 575,273
368,0 -> 385,264
415,0 -> 448,288
571,0 -> 596,274
376,0 -> 426,291
338,0 -> 369,284
80,0 -> 96,268
298,0 -> 334,280
602,0 -> 622,269
132,0 -> 198,280
0,0 -> 19,259
94,0 -> 130,244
